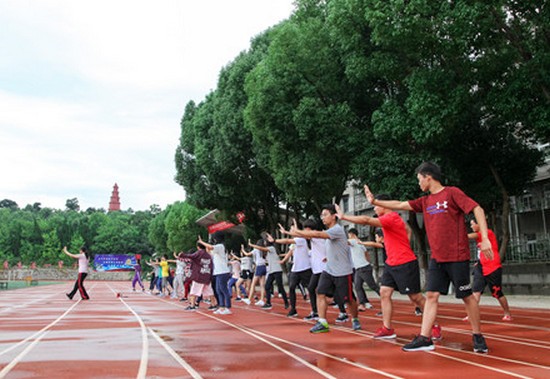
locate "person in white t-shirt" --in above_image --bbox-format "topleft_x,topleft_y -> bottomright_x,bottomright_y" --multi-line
347,228 -> 380,311
63,246 -> 90,300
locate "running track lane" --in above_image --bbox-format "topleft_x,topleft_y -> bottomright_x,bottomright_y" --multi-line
0,282 -> 549,378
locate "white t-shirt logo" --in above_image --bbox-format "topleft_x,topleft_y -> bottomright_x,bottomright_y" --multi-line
436,201 -> 448,210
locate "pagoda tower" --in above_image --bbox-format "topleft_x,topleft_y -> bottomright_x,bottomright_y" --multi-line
109,183 -> 121,212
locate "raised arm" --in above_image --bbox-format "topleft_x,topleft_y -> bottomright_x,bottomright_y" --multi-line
198,235 -> 214,251
240,245 -> 253,257
358,241 -> 384,249
283,219 -> 329,239
365,185 -> 412,211
266,231 -> 295,245
62,246 -> 80,259
279,245 -> 295,264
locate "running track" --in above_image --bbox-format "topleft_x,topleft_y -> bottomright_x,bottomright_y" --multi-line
0,282 -> 549,378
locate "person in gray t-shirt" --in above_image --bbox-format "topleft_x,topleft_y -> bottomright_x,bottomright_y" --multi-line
282,204 -> 360,334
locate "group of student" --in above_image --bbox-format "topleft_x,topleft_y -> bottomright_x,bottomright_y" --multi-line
136,161 -> 512,355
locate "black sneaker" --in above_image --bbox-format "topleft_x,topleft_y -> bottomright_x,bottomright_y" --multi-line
66,293 -> 73,300
473,334 -> 488,353
287,309 -> 298,318
208,305 -> 218,311
335,313 -> 349,323
415,307 -> 423,316
262,303 -> 273,310
184,305 -> 196,311
402,335 -> 434,352
304,312 -> 319,321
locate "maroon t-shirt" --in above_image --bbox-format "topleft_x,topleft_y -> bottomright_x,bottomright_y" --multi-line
408,186 -> 478,262
187,249 -> 213,284
378,212 -> 417,266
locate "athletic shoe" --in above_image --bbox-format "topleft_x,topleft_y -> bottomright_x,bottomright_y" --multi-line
352,318 -> 361,331
502,314 -> 512,321
179,297 -> 187,302
287,310 -> 298,318
261,303 -> 273,310
358,304 -> 367,312
310,321 -> 329,333
473,334 -> 488,353
304,312 -> 319,321
213,308 -> 223,314
431,324 -> 442,341
132,288 -> 136,292
235,297 -> 242,302
365,302 -> 374,309
208,305 -> 218,311
335,313 -> 349,323
402,335 -> 434,352
373,326 -> 396,339
415,307 -> 423,316
66,293 -> 73,300
462,316 -> 469,322
221,308 -> 232,315
242,298 -> 251,305
184,305 -> 197,311
255,300 -> 265,306
375,311 -> 383,317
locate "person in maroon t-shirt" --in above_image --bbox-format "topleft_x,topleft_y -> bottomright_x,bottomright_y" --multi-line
365,162 -> 492,353
337,194 -> 441,341
467,219 -> 512,321
184,242 -> 216,311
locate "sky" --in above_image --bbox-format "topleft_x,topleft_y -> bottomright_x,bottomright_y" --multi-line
0,0 -> 295,212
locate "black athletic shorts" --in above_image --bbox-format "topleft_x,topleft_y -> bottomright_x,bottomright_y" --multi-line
381,259 -> 421,295
316,271 -> 355,304
426,259 -> 472,299
472,264 -> 504,298
240,270 -> 253,280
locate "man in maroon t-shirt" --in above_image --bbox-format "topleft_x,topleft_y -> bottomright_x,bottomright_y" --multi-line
365,162 -> 492,353
337,194 -> 441,341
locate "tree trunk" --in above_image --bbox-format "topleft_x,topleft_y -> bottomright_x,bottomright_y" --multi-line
488,164 -> 510,261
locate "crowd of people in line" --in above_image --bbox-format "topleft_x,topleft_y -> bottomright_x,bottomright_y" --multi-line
130,162 -> 513,354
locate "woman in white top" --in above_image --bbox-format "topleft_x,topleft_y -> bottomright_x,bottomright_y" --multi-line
199,233 -> 232,315
63,246 -> 90,300
241,240 -> 267,305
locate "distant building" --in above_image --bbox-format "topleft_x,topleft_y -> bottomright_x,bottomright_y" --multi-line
109,183 -> 121,212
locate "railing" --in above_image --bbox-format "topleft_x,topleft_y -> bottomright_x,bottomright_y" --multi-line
504,238 -> 550,263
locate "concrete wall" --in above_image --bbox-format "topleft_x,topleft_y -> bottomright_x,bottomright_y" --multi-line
0,268 -> 133,282
502,263 -> 550,295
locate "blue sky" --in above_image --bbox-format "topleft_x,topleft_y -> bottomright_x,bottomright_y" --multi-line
0,0 -> 294,211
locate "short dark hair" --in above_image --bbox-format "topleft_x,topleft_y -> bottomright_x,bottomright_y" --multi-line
415,161 -> 442,182
374,194 -> 391,201
348,228 -> 358,236
212,231 -> 225,244
322,204 -> 337,215
303,219 -> 318,230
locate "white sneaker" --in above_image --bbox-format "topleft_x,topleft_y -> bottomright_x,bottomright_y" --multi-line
221,308 -> 232,315
255,300 -> 265,306
242,298 -> 251,305
214,309 -> 223,314
365,303 -> 374,309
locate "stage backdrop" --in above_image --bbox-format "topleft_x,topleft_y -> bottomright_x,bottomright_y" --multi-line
94,254 -> 136,272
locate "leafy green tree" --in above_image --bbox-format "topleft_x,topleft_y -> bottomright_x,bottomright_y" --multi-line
65,198 -> 80,212
164,201 -> 207,253
0,199 -> 18,210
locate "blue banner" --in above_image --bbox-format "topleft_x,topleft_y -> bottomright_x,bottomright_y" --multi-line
94,254 -> 136,272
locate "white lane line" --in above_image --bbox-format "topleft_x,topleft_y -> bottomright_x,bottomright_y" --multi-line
148,328 -> 204,379
107,284 -> 148,379
198,313 -> 337,379
235,303 -> 550,374
0,300 -> 81,378
154,298 -> 395,379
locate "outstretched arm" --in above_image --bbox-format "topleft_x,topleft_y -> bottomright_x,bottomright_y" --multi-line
365,184 -> 412,211
248,239 -> 269,252
358,241 -> 383,249
335,204 -> 382,227
283,220 -> 329,239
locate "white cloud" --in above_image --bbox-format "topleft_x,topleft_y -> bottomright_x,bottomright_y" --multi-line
0,1 -> 295,211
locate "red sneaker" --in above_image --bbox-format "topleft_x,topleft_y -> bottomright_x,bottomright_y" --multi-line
373,326 -> 396,339
431,324 -> 442,341
502,315 -> 512,321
